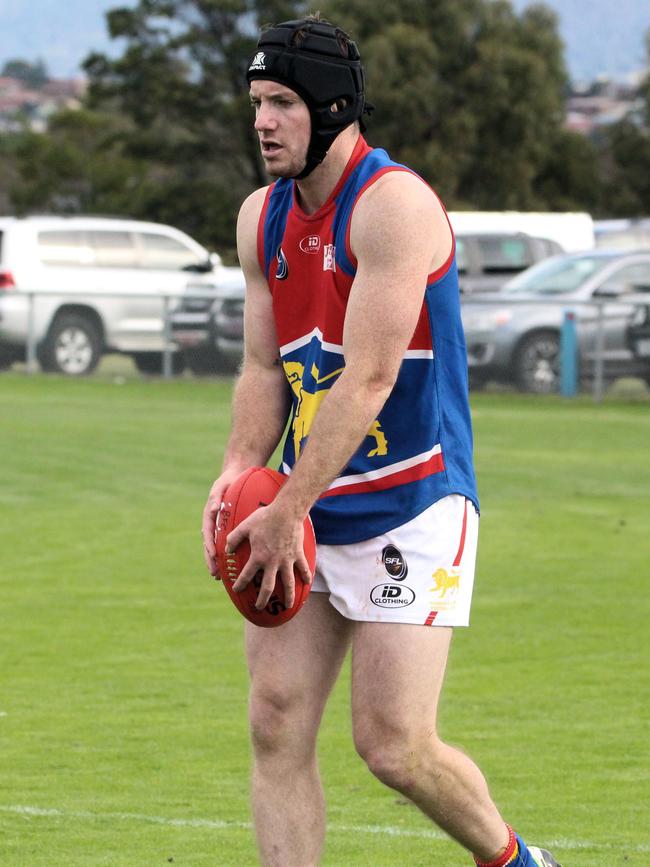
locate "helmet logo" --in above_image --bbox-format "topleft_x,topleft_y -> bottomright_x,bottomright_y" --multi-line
249,52 -> 266,71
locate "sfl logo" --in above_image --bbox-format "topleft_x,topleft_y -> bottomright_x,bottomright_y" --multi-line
382,545 -> 408,580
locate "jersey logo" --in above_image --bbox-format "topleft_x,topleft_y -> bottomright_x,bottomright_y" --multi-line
249,52 -> 266,71
283,359 -> 388,461
323,244 -> 336,272
299,235 -> 321,254
275,245 -> 288,280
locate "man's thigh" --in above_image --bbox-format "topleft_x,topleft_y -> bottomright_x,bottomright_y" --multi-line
246,592 -> 353,731
350,622 -> 453,738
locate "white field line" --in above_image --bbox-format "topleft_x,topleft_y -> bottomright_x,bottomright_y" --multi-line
1,805 -> 650,854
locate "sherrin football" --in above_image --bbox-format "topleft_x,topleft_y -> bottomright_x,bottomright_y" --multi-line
215,467 -> 316,627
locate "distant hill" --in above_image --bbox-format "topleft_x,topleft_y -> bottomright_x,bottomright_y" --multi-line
0,0 -> 648,83
511,0 -> 648,82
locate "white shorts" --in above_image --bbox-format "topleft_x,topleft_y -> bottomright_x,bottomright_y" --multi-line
312,495 -> 478,627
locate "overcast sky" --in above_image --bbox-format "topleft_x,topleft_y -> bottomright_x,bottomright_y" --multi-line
0,0 -> 648,82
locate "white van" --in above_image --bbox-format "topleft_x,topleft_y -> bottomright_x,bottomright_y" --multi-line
0,215 -> 222,374
448,211 -> 596,253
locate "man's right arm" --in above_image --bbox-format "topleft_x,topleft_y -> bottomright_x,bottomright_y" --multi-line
202,186 -> 291,576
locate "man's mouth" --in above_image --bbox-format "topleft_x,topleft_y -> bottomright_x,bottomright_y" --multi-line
261,141 -> 282,156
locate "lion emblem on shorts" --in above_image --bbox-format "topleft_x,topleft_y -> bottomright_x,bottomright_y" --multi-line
431,568 -> 460,598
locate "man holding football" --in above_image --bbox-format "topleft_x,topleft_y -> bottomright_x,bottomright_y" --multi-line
202,15 -> 561,867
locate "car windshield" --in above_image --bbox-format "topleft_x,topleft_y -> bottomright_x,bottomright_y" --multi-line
503,255 -> 610,295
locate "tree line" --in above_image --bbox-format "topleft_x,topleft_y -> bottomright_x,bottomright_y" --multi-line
1,0 -> 649,258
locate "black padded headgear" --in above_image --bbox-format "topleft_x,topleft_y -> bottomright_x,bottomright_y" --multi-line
246,18 -> 372,179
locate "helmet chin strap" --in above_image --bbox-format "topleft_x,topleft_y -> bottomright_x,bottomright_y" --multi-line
292,151 -> 325,180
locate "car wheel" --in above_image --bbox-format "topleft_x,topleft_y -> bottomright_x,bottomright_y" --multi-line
132,352 -> 186,375
185,347 -> 221,376
39,313 -> 101,375
468,371 -> 489,391
514,331 -> 561,394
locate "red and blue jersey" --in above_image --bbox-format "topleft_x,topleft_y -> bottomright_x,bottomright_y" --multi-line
257,136 -> 478,544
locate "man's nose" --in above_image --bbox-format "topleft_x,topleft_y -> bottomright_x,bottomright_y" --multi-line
254,102 -> 276,131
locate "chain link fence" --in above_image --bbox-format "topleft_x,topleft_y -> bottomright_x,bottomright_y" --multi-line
4,288 -> 650,401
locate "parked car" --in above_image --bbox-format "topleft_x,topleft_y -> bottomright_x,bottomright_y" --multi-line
461,250 -> 650,393
170,231 -> 561,373
171,267 -> 246,373
0,215 -> 222,374
455,231 -> 563,294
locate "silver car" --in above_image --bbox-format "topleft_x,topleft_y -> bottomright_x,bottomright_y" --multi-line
461,250 -> 650,393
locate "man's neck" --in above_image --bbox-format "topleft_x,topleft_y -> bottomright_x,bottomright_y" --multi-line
294,129 -> 360,215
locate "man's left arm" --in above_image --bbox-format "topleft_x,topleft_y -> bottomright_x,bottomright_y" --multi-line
229,171 -> 452,607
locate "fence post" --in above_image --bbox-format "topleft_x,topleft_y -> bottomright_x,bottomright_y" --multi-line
26,292 -> 38,374
560,310 -> 578,397
162,295 -> 173,379
593,302 -> 606,403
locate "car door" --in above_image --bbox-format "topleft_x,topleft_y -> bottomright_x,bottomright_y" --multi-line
581,261 -> 650,373
122,231 -> 209,351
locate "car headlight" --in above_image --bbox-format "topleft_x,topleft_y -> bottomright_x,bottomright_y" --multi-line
464,309 -> 513,330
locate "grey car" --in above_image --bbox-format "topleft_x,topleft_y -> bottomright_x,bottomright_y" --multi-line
461,250 -> 650,393
170,266 -> 245,373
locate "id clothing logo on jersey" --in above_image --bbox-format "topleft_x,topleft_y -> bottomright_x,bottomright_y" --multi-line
300,235 -> 321,254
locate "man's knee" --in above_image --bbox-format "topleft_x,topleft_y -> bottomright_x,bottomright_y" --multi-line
353,715 -> 440,795
249,683 -> 314,760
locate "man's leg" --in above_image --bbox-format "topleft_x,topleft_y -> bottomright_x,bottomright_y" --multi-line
350,623 -> 510,862
246,593 -> 352,867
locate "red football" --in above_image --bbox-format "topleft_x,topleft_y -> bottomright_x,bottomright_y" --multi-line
214,467 -> 316,627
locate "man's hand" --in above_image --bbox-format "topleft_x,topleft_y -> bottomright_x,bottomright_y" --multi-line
202,466 -> 250,578
227,501 -> 312,610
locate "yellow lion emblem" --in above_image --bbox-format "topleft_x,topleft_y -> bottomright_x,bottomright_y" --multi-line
283,360 -> 388,460
431,568 -> 460,598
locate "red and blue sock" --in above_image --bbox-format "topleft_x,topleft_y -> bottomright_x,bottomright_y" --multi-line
474,826 -> 541,867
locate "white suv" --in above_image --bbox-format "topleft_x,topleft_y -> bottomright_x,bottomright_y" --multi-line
0,215 -> 221,374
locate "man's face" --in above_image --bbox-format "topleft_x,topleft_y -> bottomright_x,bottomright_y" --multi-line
250,80 -> 311,178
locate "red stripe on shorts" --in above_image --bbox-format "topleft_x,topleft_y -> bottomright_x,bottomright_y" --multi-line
452,499 -> 469,568
424,610 -> 438,626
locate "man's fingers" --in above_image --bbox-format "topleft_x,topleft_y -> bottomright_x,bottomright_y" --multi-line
278,564 -> 295,610
295,553 -> 312,586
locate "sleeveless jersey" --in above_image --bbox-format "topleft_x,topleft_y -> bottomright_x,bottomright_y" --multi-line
258,136 -> 478,545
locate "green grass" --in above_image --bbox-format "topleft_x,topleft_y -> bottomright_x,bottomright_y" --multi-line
0,372 -> 649,866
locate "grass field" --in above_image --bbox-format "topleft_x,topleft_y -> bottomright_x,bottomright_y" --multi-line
1,370 -> 649,866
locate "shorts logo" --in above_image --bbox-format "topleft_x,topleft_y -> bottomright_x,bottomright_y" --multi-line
276,245 -> 288,280
323,244 -> 336,272
370,583 -> 415,608
249,52 -> 266,71
381,545 -> 408,580
430,568 -> 460,598
300,235 -> 321,254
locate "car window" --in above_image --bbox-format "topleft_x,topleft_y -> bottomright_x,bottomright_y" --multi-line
476,237 -> 531,273
38,230 -> 93,265
137,233 -> 204,270
598,262 -> 650,294
505,255 -> 611,294
87,231 -> 139,267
